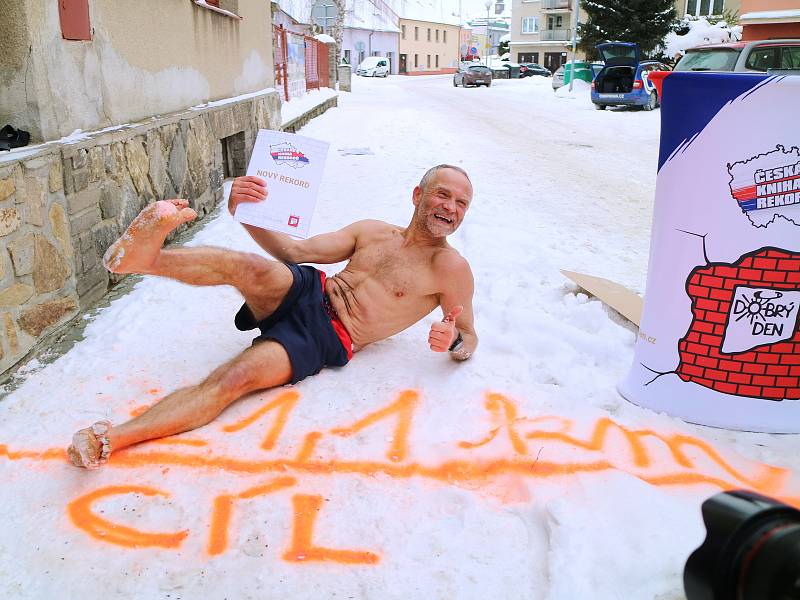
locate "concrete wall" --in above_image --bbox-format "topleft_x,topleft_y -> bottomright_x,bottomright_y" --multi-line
0,89 -> 284,378
399,20 -> 461,74
0,0 -> 275,143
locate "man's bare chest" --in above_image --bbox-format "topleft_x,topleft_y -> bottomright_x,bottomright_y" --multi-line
345,242 -> 438,298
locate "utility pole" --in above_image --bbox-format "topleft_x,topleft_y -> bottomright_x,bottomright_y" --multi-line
568,0 -> 579,92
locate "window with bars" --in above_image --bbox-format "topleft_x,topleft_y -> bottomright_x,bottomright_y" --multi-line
427,54 -> 431,68
435,55 -> 439,67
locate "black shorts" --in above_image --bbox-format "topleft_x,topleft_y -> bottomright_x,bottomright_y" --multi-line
234,263 -> 351,384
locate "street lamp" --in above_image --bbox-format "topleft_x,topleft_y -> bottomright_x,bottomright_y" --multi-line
485,1 -> 492,66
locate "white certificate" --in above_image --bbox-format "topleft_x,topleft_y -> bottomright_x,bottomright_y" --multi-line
234,129 -> 329,238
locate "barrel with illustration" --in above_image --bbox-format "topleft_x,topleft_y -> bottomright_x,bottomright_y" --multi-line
619,72 -> 800,433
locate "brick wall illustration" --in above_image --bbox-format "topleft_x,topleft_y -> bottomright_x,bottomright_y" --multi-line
677,247 -> 800,400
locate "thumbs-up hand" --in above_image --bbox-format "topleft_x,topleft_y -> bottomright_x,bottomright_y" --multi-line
428,306 -> 463,352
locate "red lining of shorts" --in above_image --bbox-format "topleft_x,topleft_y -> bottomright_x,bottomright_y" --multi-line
319,272 -> 354,360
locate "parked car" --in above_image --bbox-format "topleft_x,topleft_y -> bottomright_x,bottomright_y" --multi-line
673,39 -> 800,73
356,56 -> 390,77
453,65 -> 493,87
551,62 -> 603,91
520,63 -> 551,78
590,42 -> 670,111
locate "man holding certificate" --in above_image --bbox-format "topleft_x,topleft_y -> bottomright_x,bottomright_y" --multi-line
68,164 -> 478,469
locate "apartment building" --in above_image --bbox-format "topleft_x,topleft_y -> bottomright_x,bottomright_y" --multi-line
509,0 -> 586,72
398,18 -> 461,74
675,0 -> 742,18
738,0 -> 800,40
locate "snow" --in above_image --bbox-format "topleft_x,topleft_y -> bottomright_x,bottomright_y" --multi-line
663,17 -> 743,59
314,33 -> 336,44
2,74 -> 800,599
192,0 -> 240,19
281,87 -> 338,127
190,86 -> 278,111
740,9 -> 800,21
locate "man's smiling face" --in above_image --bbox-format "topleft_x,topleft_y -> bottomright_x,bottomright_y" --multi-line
412,168 -> 473,237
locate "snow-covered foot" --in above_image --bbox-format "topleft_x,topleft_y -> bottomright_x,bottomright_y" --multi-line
102,200 -> 197,273
67,420 -> 113,469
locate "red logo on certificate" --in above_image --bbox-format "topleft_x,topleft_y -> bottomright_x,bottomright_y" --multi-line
287,215 -> 300,227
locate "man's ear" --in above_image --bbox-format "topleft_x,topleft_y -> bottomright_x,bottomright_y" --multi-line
412,186 -> 422,207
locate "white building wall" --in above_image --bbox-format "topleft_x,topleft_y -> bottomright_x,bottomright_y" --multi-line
342,30 -> 400,74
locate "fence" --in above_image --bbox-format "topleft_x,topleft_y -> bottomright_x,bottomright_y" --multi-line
273,25 -> 331,102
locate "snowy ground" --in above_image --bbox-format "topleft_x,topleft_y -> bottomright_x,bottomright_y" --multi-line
2,75 -> 800,600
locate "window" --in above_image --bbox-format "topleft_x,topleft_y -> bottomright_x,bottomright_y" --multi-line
745,47 -> 779,71
415,26 -> 419,40
522,16 -> 538,34
402,24 -> 406,39
58,0 -> 91,40
782,47 -> 800,69
436,29 -> 439,42
435,55 -> 439,68
414,54 -> 419,67
427,54 -> 431,68
427,28 -> 431,41
343,49 -> 351,64
547,15 -> 563,30
443,30 -> 447,43
359,50 -> 365,64
686,0 -> 725,16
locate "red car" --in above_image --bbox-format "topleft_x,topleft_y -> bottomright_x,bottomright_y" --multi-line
674,39 -> 800,73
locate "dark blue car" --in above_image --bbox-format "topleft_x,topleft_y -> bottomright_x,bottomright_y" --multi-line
590,42 -> 670,111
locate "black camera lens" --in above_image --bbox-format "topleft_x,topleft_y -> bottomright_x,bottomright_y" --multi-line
684,490 -> 800,600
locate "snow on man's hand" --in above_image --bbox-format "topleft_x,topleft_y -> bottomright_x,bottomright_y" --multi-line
428,306 -> 463,353
229,176 -> 267,216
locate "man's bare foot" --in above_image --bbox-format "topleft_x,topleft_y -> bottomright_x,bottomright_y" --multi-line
67,421 -> 113,469
103,200 -> 197,273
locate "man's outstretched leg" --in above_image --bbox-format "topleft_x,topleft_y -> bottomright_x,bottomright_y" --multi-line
68,340 -> 293,468
103,199 -> 293,321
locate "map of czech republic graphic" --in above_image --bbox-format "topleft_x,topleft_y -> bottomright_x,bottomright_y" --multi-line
728,145 -> 800,228
270,142 -> 310,168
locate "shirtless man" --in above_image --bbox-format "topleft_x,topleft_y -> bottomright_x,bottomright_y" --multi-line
68,164 -> 477,468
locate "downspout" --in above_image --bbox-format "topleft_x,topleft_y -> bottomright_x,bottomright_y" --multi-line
369,29 -> 375,55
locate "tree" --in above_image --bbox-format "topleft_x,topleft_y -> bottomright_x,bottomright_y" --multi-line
577,0 -> 677,60
498,39 -> 510,57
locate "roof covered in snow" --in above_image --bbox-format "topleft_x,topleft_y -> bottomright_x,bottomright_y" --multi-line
399,0 -> 461,26
275,0 -> 401,33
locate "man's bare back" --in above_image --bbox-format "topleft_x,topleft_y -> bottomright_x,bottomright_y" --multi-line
68,165 -> 477,469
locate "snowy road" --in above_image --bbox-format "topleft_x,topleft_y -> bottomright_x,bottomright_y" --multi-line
2,75 -> 799,600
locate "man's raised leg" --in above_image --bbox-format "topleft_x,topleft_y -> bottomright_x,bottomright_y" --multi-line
104,199 -> 294,320
68,340 -> 293,468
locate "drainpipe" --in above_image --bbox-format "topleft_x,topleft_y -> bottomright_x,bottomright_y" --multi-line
369,30 -> 375,56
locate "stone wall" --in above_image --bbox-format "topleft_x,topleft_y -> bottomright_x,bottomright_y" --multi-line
0,89 -> 284,378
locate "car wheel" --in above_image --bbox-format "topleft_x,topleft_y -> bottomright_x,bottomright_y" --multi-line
594,103 -> 606,110
453,78 -> 458,87
643,91 -> 658,111
485,82 -> 491,87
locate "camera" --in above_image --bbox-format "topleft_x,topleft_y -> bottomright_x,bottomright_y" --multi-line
684,490 -> 800,600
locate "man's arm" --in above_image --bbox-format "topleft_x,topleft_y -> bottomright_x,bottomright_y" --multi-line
229,176 -> 360,264
427,253 -> 477,362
